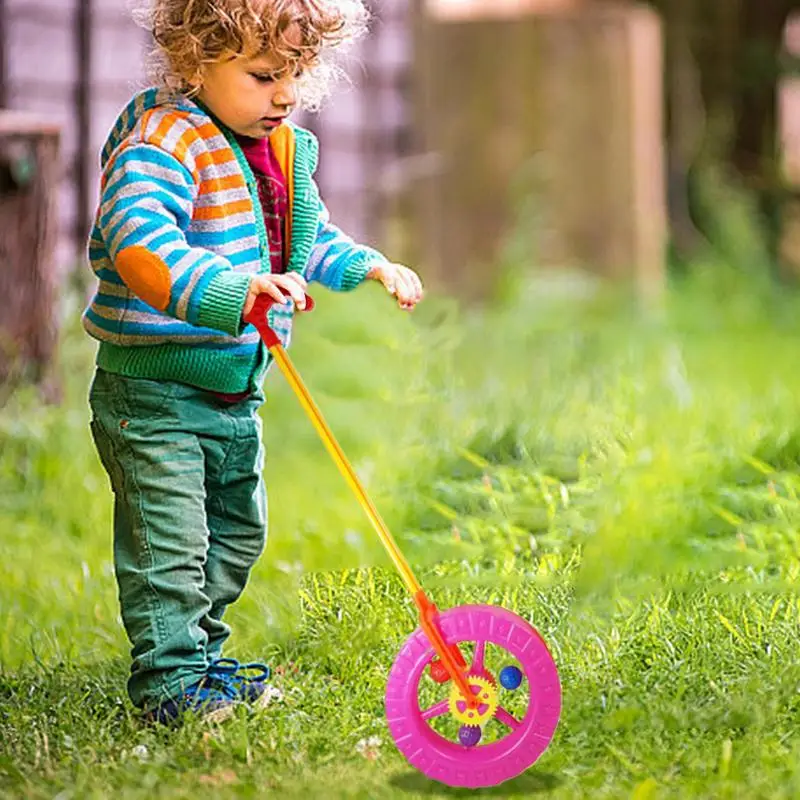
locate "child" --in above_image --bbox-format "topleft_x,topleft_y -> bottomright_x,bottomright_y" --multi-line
83,0 -> 423,724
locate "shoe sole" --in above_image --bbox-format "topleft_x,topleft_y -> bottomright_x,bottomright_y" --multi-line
252,691 -> 273,711
202,704 -> 236,723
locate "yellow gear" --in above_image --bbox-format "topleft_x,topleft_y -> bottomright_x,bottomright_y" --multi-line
448,675 -> 499,725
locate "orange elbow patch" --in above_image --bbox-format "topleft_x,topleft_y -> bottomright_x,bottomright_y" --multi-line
115,246 -> 171,311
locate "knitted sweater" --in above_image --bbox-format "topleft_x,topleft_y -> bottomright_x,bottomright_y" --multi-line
83,88 -> 388,393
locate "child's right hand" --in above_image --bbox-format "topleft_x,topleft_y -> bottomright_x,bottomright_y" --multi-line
243,272 -> 308,318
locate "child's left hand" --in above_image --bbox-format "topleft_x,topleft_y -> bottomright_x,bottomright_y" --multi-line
367,263 -> 424,310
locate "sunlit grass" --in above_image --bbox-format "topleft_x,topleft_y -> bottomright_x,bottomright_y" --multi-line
4,264 -> 800,797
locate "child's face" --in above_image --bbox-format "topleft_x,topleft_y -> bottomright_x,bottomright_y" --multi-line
196,49 -> 300,139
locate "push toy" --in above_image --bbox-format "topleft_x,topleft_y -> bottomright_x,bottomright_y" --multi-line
245,294 -> 561,789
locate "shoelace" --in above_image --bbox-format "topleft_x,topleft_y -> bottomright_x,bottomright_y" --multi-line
205,677 -> 240,701
207,658 -> 270,687
185,673 -> 239,703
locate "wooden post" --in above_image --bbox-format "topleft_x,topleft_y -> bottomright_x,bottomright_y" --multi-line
0,113 -> 61,399
414,1 -> 666,300
362,0 -> 382,243
75,0 -> 93,250
0,0 -> 6,109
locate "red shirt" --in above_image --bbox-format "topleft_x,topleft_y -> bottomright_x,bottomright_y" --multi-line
210,134 -> 290,404
236,133 -> 288,274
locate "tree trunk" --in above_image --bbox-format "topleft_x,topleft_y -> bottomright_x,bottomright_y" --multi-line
644,0 -> 798,265
414,2 -> 666,299
731,0 -> 795,264
0,113 -> 62,402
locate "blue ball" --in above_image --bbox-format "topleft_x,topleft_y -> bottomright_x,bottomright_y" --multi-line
499,665 -> 523,690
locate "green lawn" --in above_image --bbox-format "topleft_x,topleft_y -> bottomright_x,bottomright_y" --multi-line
3,267 -> 800,798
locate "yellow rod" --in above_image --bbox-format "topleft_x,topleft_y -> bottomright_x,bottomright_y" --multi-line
269,344 -> 422,596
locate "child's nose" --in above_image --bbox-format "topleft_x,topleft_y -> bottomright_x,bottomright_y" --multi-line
273,80 -> 297,110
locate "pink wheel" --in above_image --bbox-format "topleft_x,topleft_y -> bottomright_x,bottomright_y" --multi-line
385,604 -> 561,788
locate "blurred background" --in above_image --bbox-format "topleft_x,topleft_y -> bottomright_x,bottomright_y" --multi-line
5,0 -> 800,381
7,2 -> 800,794
4,0 -> 800,632
4,0 -> 800,609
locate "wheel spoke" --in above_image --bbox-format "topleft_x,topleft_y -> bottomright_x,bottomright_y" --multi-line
421,700 -> 450,721
471,640 -> 486,673
495,705 -> 521,730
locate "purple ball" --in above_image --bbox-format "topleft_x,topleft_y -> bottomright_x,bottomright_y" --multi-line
458,724 -> 482,747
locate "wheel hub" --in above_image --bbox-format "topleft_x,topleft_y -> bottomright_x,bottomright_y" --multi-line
448,675 -> 499,725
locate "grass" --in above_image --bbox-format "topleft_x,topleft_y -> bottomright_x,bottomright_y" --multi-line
4,262 -> 800,798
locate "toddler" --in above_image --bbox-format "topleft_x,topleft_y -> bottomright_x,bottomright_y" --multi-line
84,0 -> 423,723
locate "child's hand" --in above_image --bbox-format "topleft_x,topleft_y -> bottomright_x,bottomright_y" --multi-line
243,272 -> 308,318
367,263 -> 424,310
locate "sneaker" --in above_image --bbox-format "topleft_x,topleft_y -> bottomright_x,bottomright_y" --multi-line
207,658 -> 272,706
142,675 -> 239,725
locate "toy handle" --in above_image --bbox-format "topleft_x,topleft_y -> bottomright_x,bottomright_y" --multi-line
244,292 -> 315,348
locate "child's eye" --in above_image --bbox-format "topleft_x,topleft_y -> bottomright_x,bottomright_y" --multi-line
251,73 -> 276,84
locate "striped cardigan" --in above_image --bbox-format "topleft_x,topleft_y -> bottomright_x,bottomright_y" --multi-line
83,88 -> 388,394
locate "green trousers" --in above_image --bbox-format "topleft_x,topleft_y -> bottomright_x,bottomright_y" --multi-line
89,369 -> 267,709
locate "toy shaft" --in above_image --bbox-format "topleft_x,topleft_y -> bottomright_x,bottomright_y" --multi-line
267,339 -> 477,707
268,343 -> 423,596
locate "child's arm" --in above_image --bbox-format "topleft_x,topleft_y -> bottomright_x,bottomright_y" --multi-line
304,199 -> 423,309
98,142 -> 306,335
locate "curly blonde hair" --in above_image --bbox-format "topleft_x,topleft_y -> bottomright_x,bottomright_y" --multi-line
133,0 -> 370,109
